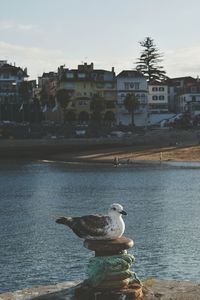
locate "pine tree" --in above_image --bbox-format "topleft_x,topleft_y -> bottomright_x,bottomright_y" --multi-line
136,37 -> 166,82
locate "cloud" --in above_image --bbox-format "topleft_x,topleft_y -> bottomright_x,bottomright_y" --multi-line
0,41 -> 62,59
0,21 -> 14,30
0,20 -> 37,32
1,40 -> 200,80
17,24 -> 35,31
164,46 -> 200,77
0,41 -> 68,78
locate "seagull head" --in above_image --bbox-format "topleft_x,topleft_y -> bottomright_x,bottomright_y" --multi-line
108,203 -> 127,216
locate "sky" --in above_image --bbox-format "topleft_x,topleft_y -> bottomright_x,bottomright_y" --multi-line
1,0 -> 200,80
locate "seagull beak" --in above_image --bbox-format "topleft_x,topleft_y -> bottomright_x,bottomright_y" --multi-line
120,210 -> 127,215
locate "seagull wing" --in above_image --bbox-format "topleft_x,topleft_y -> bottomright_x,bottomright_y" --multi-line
70,214 -> 111,238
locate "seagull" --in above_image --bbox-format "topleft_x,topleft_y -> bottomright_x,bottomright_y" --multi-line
56,203 -> 127,240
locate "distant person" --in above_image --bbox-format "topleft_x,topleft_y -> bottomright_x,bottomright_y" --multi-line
113,157 -> 119,167
160,152 -> 163,163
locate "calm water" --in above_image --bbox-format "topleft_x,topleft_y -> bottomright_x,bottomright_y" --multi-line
0,159 -> 200,293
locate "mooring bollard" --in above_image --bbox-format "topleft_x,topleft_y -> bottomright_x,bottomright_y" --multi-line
75,236 -> 143,300
56,203 -> 145,299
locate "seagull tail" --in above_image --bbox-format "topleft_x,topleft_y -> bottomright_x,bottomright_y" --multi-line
56,216 -> 73,226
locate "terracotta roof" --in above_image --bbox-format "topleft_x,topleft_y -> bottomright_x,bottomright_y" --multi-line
117,70 -> 144,78
0,63 -> 28,77
149,80 -> 167,85
165,76 -> 196,86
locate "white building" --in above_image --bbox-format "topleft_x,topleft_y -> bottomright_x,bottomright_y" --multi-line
148,81 -> 168,114
116,70 -> 148,127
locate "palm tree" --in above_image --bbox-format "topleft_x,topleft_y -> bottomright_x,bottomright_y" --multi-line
56,89 -> 71,109
90,94 -> 105,125
104,110 -> 115,127
56,89 -> 73,123
124,93 -> 139,128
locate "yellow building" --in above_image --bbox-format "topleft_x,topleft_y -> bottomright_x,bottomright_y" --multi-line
57,63 -> 116,124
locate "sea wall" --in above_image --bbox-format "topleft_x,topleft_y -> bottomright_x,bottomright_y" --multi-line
1,280 -> 200,300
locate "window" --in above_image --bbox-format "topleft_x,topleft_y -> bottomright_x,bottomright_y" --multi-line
124,82 -> 130,90
3,73 -> 9,79
64,82 -> 75,89
78,73 -> 86,79
159,95 -> 165,100
192,96 -> 196,101
79,100 -> 88,106
134,83 -> 140,89
124,82 -> 140,90
159,87 -> 164,91
96,83 -> 104,88
152,96 -> 158,100
152,87 -> 158,91
104,91 -> 113,98
66,72 -> 74,79
191,87 -> 197,93
105,82 -> 113,88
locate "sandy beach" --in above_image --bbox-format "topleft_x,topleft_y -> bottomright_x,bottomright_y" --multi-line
44,129 -> 200,164
50,143 -> 200,164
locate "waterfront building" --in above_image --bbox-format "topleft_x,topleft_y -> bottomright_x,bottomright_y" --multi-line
116,70 -> 148,127
57,63 -> 116,126
38,71 -> 62,123
148,81 -> 168,114
176,80 -> 200,116
166,76 -> 196,113
0,60 -> 28,121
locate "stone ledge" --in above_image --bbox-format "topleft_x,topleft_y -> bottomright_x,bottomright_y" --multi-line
1,280 -> 200,300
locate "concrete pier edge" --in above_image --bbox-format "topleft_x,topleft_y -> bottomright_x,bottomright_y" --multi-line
1,280 -> 200,300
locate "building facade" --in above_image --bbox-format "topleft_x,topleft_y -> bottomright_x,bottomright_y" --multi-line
166,77 -> 196,113
177,82 -> 200,116
37,71 -> 62,122
0,60 -> 28,121
148,81 -> 168,114
116,70 -> 148,126
57,63 -> 116,125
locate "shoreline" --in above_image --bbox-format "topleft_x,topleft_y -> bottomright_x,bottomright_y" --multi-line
1,129 -> 200,163
1,143 -> 200,167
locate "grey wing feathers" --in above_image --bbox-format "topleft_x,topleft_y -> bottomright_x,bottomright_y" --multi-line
56,215 -> 110,238
79,215 -> 110,235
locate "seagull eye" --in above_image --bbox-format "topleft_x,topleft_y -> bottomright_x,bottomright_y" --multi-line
113,207 -> 116,211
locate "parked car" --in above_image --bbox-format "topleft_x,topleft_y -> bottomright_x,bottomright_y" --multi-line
108,131 -> 128,138
75,125 -> 87,137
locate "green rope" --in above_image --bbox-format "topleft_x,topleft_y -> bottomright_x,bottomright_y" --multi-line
86,253 -> 136,287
